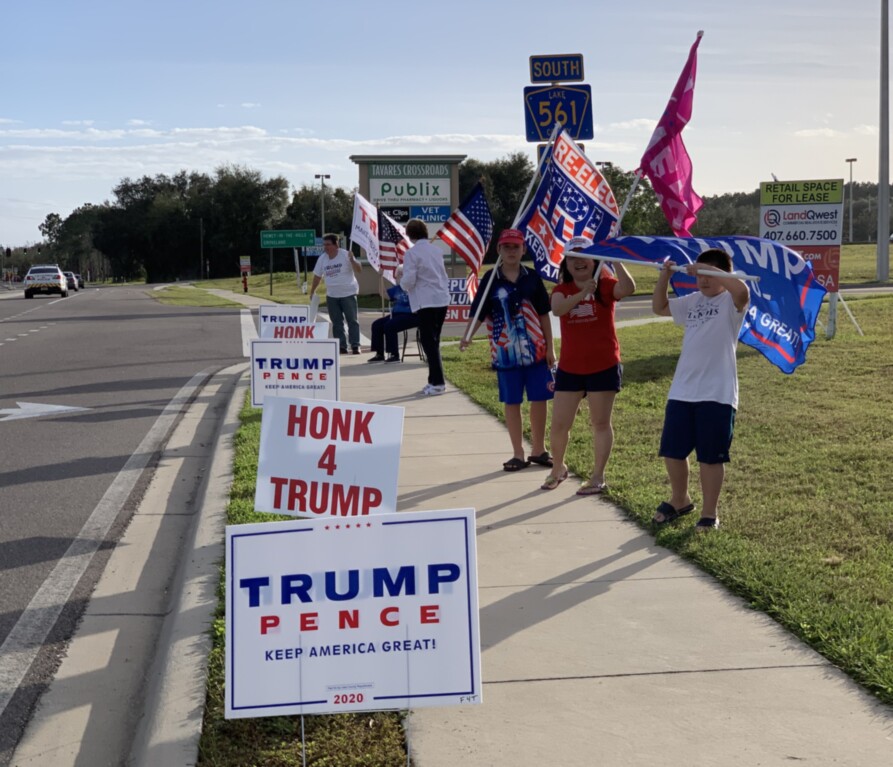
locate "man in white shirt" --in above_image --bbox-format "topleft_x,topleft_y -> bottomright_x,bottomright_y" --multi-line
310,234 -> 363,354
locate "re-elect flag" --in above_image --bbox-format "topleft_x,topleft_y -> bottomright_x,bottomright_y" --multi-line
436,182 -> 494,276
581,235 -> 828,373
517,128 -> 620,283
351,193 -> 381,272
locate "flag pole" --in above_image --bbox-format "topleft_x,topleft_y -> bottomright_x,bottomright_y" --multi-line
511,121 -> 562,228
463,123 -> 564,344
614,170 -> 643,232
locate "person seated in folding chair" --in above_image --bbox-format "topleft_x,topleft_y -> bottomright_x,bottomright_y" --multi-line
367,284 -> 419,363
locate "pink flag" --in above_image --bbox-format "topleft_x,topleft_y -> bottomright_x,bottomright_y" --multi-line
638,31 -> 704,237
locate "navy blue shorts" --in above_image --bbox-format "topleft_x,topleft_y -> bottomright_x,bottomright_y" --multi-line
496,361 -> 555,405
659,399 -> 736,464
554,363 -> 622,393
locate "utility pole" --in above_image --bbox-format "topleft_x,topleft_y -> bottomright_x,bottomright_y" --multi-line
314,174 -> 331,236
878,0 -> 890,280
199,217 -> 204,280
845,158 -> 857,242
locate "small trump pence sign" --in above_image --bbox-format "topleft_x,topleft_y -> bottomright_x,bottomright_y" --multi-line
250,339 -> 340,407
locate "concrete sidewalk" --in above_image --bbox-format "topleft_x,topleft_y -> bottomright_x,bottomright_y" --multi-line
337,355 -> 893,766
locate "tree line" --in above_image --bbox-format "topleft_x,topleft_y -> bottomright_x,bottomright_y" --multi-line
5,157 -> 891,283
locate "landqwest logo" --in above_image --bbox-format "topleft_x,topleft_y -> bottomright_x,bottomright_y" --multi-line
763,209 -> 781,228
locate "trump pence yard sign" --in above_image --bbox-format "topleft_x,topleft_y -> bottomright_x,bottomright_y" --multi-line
250,339 -> 340,407
225,509 -> 482,718
255,396 -> 404,518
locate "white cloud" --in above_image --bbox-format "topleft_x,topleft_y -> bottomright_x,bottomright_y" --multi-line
606,118 -> 657,132
61,120 -> 95,126
793,128 -> 840,138
240,102 -> 261,109
127,119 -> 151,127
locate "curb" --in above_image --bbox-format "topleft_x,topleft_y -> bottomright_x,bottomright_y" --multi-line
129,364 -> 248,767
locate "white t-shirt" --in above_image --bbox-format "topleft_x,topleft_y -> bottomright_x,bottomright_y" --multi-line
667,289 -> 747,408
313,248 -> 359,298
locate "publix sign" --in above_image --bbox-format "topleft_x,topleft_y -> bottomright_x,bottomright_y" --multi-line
369,162 -> 451,206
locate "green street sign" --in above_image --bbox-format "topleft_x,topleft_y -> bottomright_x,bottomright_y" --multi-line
260,229 -> 316,248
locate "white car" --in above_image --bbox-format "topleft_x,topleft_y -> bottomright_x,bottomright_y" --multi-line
24,265 -> 68,298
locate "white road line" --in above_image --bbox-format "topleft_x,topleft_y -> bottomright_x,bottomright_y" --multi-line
0,369 -> 215,719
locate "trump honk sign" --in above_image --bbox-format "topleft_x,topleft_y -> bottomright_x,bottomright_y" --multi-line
255,396 -> 404,518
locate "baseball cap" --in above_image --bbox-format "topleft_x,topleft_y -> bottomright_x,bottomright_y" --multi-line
497,229 -> 525,246
563,236 -> 593,255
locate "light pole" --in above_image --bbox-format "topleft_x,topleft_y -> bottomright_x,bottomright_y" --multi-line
314,173 -> 331,236
845,158 -> 857,242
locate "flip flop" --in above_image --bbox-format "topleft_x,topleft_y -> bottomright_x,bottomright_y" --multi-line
527,452 -> 553,467
540,470 -> 569,491
576,480 -> 607,496
652,501 -> 695,525
503,457 -> 530,472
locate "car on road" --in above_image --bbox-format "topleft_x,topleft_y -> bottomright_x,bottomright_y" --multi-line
63,271 -> 79,292
24,265 -> 68,298
75,273 -> 85,288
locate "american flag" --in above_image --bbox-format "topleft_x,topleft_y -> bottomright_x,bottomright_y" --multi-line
436,182 -> 494,275
378,212 -> 411,278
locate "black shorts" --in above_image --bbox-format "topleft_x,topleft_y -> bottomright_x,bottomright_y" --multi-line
659,399 -> 736,464
554,363 -> 622,393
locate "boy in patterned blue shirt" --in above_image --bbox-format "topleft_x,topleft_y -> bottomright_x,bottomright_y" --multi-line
460,229 -> 555,472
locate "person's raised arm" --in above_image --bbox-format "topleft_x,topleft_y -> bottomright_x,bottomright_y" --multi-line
349,250 -> 363,276
612,262 -> 636,300
652,261 -> 672,316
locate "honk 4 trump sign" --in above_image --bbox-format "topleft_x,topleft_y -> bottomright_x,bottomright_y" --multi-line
255,396 -> 404,518
225,509 -> 481,718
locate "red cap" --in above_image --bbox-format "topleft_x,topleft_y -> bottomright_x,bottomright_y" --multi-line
498,229 -> 525,246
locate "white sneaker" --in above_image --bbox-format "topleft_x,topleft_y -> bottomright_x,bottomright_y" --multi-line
423,384 -> 446,396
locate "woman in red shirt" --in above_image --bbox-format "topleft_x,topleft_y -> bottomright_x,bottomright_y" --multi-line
541,242 -> 635,493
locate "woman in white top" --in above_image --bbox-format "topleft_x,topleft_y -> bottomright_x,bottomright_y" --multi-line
309,234 -> 362,354
397,219 -> 450,395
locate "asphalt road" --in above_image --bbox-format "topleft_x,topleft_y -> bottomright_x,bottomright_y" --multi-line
0,285 -> 245,764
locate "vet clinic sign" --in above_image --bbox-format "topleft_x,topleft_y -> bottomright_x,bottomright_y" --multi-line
225,508 -> 482,718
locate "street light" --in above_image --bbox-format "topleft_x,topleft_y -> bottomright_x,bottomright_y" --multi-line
845,158 -> 857,242
314,174 -> 331,236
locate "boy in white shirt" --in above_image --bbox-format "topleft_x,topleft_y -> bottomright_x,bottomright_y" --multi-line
651,248 -> 750,531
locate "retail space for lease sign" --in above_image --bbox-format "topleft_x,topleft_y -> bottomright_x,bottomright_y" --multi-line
225,508 -> 482,719
759,179 -> 843,292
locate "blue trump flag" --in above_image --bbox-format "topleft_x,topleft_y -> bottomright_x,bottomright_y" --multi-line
581,235 -> 828,374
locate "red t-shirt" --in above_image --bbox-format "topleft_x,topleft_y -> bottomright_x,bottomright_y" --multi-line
552,276 -> 620,375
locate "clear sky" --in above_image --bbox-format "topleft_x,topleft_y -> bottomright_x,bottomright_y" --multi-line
0,0 -> 884,245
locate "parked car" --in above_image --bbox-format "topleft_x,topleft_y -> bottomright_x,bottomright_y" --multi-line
24,265 -> 68,298
63,271 -> 79,292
